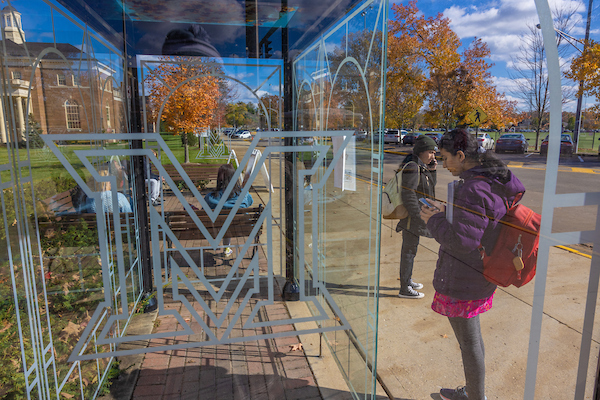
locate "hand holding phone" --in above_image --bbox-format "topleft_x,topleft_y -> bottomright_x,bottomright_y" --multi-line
419,197 -> 439,211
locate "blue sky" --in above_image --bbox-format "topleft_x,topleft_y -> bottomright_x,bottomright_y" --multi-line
15,0 -> 600,112
392,0 -> 600,111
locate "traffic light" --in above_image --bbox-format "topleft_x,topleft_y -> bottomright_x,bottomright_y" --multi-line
264,39 -> 273,58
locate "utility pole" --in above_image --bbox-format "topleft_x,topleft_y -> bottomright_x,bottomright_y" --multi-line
573,0 -> 593,152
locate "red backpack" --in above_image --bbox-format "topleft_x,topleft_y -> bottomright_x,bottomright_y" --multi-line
478,190 -> 541,288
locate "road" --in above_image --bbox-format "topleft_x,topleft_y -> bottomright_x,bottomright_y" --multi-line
241,135 -> 599,249
365,142 -> 600,250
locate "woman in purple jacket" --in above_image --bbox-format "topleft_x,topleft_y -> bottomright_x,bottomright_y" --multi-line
420,129 -> 525,400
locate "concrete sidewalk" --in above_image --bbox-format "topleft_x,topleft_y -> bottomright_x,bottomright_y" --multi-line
376,221 -> 598,399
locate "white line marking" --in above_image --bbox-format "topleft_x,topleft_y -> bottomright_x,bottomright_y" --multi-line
525,153 -> 533,158
578,156 -> 584,162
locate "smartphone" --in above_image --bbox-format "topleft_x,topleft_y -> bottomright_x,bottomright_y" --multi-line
419,197 -> 439,211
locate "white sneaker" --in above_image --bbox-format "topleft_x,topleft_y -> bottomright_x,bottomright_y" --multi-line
398,287 -> 424,299
410,281 -> 424,290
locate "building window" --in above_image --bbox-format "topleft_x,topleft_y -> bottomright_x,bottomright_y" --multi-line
65,100 -> 81,129
106,106 -> 110,125
5,15 -> 12,27
57,74 -> 66,86
12,71 -> 21,79
72,75 -> 79,86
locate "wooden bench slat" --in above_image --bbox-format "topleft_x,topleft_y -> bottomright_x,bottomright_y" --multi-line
165,206 -> 263,242
152,164 -> 220,184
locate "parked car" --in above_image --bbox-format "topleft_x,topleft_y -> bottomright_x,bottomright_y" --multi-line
232,130 -> 252,139
424,132 -> 443,144
495,133 -> 528,154
476,132 -> 495,150
383,129 -> 402,144
402,132 -> 421,145
539,134 -> 574,156
354,129 -> 367,141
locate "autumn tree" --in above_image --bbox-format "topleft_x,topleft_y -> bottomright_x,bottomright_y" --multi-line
386,19 -> 425,129
145,57 -> 220,162
225,101 -> 260,129
389,1 -> 514,132
566,40 -> 600,113
463,39 -> 518,131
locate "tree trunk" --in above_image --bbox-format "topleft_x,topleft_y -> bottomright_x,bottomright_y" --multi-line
183,132 -> 190,163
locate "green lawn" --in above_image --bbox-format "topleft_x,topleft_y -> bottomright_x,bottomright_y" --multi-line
0,133 -> 232,185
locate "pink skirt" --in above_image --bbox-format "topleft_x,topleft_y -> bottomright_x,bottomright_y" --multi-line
431,291 -> 494,318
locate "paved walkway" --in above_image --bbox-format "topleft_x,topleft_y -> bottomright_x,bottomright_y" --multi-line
132,298 -> 322,400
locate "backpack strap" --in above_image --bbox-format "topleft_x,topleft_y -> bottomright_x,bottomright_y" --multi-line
396,161 -> 420,192
473,175 -> 524,259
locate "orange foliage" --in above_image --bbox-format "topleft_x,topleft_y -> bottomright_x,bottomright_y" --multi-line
388,1 -> 517,129
566,40 -> 600,112
145,58 -> 220,134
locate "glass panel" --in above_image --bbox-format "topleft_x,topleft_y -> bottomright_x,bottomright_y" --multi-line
0,1 -> 138,398
293,0 -> 386,396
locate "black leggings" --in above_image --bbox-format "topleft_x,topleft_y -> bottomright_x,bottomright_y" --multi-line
399,229 -> 420,290
448,315 -> 486,400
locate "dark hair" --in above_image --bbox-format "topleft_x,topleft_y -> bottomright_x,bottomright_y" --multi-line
440,129 -> 509,180
215,164 -> 241,198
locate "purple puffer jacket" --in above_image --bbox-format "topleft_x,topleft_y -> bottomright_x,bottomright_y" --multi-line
426,166 -> 526,300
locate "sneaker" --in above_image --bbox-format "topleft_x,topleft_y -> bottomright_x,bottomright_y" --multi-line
409,280 -> 424,290
224,247 -> 233,257
440,386 -> 486,400
398,286 -> 424,299
440,386 -> 469,400
151,199 -> 162,206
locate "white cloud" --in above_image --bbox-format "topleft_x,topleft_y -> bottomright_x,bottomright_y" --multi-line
442,0 -> 592,62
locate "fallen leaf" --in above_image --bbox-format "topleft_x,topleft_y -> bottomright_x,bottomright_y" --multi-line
289,343 -> 303,352
441,334 -> 448,339
61,392 -> 74,399
0,323 -> 12,334
72,273 -> 80,281
62,282 -> 70,296
44,271 -> 52,280
59,321 -> 82,340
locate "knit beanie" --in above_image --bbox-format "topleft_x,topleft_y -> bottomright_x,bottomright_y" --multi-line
413,135 -> 438,155
162,25 -> 221,59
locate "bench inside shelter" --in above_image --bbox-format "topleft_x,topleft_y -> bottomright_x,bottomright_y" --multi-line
152,163 -> 221,189
164,204 -> 264,265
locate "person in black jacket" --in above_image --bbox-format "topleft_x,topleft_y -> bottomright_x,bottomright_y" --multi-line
396,135 -> 438,298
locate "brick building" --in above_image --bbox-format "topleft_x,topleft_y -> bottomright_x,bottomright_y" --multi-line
0,4 -> 125,144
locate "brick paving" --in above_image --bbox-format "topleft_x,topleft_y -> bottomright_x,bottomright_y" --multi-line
132,296 -> 322,400
132,194 -> 324,399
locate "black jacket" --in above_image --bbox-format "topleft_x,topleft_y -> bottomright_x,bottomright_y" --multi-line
396,154 -> 437,236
